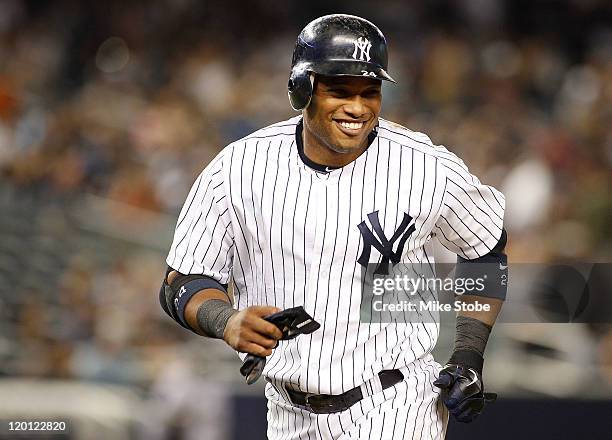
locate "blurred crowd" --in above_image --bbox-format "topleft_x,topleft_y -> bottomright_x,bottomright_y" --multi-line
0,0 -> 611,399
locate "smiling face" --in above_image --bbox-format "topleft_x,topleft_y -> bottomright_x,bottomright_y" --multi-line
302,74 -> 382,166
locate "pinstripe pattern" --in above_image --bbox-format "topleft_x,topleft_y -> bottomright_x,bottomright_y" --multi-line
266,355 -> 447,439
166,116 -> 504,439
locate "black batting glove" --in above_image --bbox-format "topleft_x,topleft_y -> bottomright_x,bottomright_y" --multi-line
240,306 -> 320,384
434,350 -> 497,423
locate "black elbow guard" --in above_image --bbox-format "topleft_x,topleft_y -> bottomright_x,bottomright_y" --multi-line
159,281 -> 171,317
490,228 -> 507,254
159,266 -> 230,331
455,229 -> 508,300
159,266 -> 186,327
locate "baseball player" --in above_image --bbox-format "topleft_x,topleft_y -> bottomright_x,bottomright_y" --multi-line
160,14 -> 508,439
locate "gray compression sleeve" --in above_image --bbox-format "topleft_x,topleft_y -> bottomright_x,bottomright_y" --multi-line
448,316 -> 492,373
453,315 -> 492,356
196,299 -> 238,339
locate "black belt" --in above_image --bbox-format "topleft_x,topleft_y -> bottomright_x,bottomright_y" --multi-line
284,369 -> 404,414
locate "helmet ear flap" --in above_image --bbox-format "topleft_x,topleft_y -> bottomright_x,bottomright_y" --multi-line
288,66 -> 313,111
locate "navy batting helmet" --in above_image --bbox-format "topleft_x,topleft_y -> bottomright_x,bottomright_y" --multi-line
288,14 -> 396,111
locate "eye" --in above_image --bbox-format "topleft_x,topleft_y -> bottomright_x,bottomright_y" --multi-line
363,89 -> 381,98
327,88 -> 350,98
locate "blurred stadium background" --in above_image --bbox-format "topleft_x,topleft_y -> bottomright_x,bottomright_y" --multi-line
0,0 -> 611,438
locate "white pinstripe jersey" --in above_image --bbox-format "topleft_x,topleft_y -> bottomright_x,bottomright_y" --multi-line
166,115 -> 505,395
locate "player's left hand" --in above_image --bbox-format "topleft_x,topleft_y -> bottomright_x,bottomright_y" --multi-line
434,364 -> 497,423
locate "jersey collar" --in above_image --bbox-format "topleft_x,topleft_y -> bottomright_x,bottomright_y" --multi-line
295,120 -> 378,174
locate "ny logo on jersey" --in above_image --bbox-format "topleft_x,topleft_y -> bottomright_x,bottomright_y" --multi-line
357,211 -> 416,275
352,37 -> 372,62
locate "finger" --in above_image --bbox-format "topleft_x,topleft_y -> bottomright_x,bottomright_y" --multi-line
453,403 -> 482,423
442,395 -> 459,411
442,384 -> 477,409
249,306 -> 282,317
484,392 -> 497,403
454,409 -> 479,423
451,396 -> 485,421
246,330 -> 279,349
242,342 -> 273,357
433,372 -> 453,389
250,317 -> 284,340
448,381 -> 481,403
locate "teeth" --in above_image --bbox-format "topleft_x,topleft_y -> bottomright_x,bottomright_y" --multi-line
338,121 -> 364,130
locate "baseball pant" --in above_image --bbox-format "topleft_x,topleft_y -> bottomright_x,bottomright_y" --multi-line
266,356 -> 448,440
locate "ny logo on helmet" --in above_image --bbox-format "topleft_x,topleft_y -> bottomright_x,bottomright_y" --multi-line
357,211 -> 416,275
352,37 -> 372,62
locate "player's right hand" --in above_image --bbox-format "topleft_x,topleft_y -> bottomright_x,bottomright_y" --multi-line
223,306 -> 283,357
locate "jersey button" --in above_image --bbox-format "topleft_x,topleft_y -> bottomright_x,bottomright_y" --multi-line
321,270 -> 328,278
